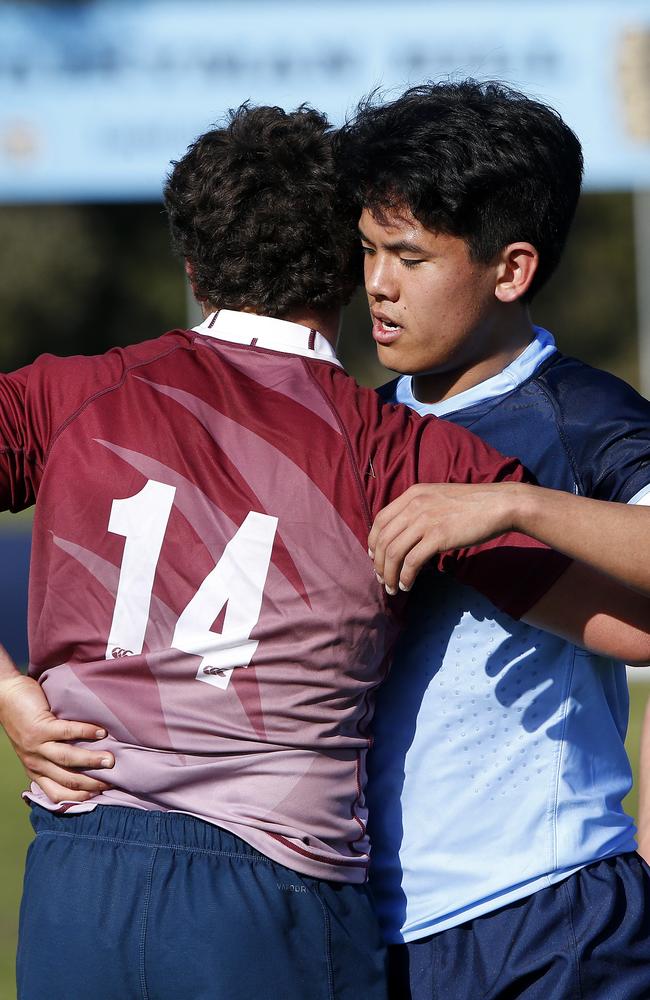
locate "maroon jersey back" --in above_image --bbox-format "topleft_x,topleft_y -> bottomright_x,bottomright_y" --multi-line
0,310 -> 567,881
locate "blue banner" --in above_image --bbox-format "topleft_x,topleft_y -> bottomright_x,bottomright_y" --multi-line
1,0 -> 649,200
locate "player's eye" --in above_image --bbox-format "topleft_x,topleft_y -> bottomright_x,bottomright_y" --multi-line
360,244 -> 375,256
400,258 -> 424,268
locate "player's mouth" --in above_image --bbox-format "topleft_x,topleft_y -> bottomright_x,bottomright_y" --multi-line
372,313 -> 403,345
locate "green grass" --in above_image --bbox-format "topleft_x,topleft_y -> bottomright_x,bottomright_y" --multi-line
0,684 -> 648,999
0,510 -> 33,534
623,679 -> 649,822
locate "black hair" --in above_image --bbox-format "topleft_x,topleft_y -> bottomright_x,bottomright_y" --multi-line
164,103 -> 360,316
338,80 -> 584,298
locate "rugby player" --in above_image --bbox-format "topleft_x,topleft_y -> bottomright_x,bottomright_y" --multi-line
2,101 -> 650,1000
0,102 -> 578,1000
340,80 -> 650,998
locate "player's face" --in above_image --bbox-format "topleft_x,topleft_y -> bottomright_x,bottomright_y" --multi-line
359,207 -> 501,381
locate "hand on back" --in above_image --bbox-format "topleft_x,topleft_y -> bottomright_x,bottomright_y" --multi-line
0,647 -> 114,803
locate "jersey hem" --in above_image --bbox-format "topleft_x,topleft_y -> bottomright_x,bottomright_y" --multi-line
23,790 -> 370,884
389,853 -> 634,943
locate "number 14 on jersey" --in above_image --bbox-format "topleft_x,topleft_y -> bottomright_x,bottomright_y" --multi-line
105,479 -> 278,689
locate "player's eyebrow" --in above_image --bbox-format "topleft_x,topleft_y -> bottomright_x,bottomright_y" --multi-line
358,226 -> 429,256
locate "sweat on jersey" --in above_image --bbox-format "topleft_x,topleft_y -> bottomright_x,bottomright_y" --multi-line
0,310 -> 568,883
369,328 -> 650,939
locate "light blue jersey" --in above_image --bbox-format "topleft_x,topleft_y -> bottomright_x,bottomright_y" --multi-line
368,329 -> 650,943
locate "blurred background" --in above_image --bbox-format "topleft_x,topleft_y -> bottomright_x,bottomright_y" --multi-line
1,0 -> 649,992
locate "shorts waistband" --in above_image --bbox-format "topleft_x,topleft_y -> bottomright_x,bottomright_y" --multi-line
30,803 -> 272,862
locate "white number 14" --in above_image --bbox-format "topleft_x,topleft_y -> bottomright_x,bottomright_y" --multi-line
105,479 -> 278,689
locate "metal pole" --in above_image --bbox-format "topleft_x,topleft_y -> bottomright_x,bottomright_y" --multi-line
635,189 -> 650,400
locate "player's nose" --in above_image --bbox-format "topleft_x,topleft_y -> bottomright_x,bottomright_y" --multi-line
364,256 -> 399,302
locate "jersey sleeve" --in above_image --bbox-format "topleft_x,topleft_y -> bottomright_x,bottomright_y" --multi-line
0,350 -> 130,513
361,398 -> 570,620
0,363 -> 44,512
545,359 -> 650,503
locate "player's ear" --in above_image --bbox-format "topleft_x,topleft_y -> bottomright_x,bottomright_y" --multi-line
494,243 -> 538,303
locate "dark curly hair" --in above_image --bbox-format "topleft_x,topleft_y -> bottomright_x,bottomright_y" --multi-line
164,104 -> 360,317
338,80 -> 584,299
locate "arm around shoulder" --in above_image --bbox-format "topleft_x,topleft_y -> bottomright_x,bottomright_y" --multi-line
368,479 -> 650,663
470,482 -> 650,663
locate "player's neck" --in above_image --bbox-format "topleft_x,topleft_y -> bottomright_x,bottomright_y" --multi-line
284,306 -> 342,349
412,310 -> 536,405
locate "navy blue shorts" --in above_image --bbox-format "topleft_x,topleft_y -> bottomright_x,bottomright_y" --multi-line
387,853 -> 650,1000
17,805 -> 387,1000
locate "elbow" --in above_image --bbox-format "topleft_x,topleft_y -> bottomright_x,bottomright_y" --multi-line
623,638 -> 650,668
584,619 -> 650,667
626,654 -> 650,668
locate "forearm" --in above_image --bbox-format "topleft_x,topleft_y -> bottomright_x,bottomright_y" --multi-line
0,644 -> 28,719
509,483 -> 650,598
0,643 -> 23,680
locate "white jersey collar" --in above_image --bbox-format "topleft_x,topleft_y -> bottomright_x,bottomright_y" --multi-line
192,309 -> 343,368
394,327 -> 557,417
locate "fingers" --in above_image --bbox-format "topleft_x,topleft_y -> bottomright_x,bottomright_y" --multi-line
378,523 -> 445,593
15,720 -> 114,767
372,510 -> 418,587
392,538 -> 445,593
32,775 -> 102,804
369,483 -> 503,595
19,726 -> 115,801
45,719 -> 109,744
373,521 -> 427,593
26,758 -> 113,794
370,488 -> 448,593
368,485 -> 423,556
39,741 -> 114,772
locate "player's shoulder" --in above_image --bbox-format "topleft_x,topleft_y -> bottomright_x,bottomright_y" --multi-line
531,351 -> 650,450
533,352 -> 650,498
535,352 -> 649,414
25,328 -> 192,412
309,362 -> 419,435
308,363 -> 439,501
321,363 -> 509,481
31,328 -> 190,380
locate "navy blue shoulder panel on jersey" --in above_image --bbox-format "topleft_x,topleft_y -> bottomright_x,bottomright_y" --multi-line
379,354 -> 650,502
532,354 -> 650,501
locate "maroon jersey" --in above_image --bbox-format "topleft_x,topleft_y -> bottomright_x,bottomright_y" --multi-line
0,310 -> 568,881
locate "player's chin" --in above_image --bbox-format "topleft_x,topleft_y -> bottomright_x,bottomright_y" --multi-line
375,343 -> 413,374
